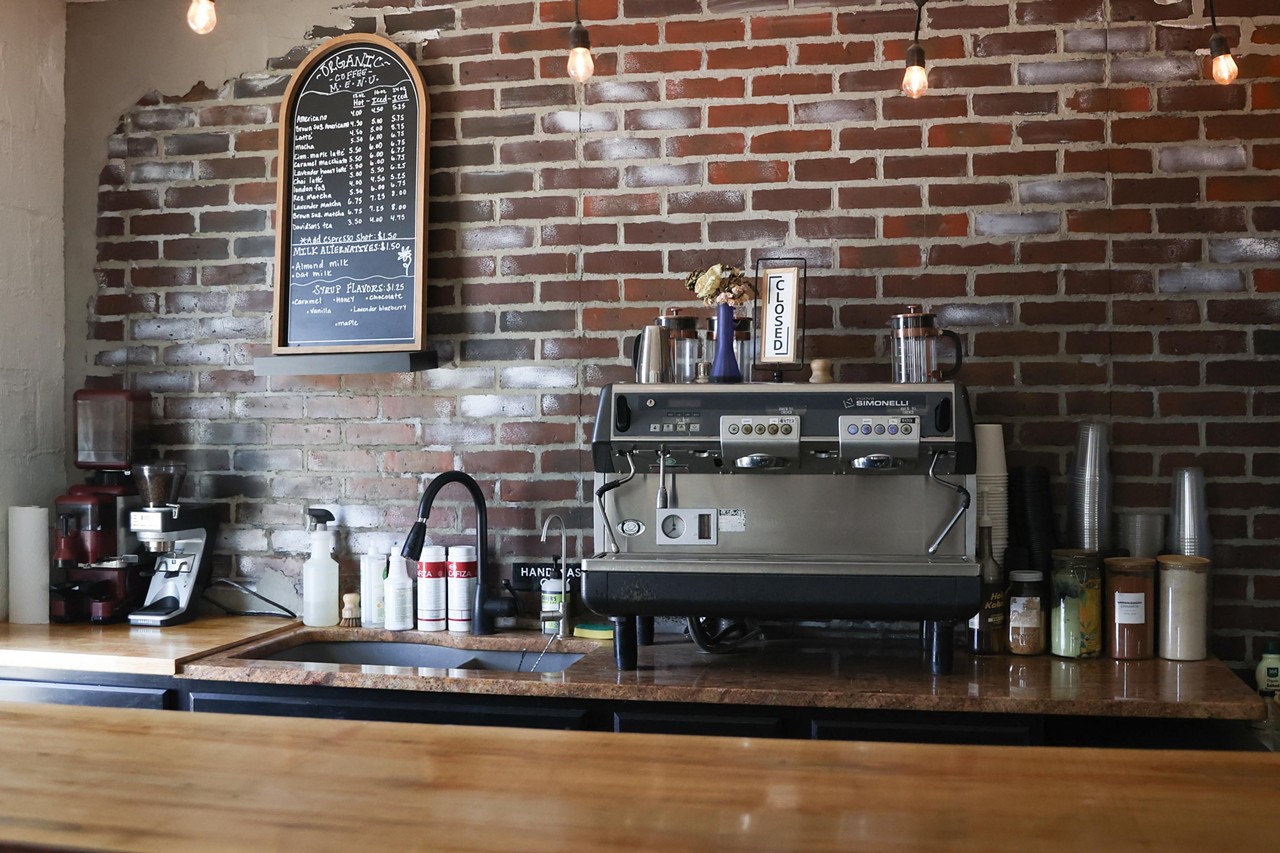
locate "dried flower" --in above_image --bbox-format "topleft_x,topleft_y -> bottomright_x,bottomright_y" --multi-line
684,263 -> 755,308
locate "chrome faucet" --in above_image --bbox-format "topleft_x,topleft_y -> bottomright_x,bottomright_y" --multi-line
540,514 -> 571,640
402,470 -> 515,635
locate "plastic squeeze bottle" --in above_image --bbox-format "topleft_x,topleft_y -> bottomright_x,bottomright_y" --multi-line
384,554 -> 415,631
1258,640 -> 1280,697
302,508 -> 339,627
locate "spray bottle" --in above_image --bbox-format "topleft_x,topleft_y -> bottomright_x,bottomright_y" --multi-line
302,508 -> 339,627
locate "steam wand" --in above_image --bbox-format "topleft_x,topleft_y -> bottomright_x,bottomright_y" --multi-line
595,451 -> 636,554
925,450 -> 970,556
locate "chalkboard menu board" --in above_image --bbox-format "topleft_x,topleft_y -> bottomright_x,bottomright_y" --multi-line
272,35 -> 429,353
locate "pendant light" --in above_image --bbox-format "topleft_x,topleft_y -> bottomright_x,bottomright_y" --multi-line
902,0 -> 929,99
566,0 -> 594,84
1206,0 -> 1238,85
187,0 -> 217,35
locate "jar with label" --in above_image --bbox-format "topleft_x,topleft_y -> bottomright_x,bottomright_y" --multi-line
1007,570 -> 1046,656
1050,549 -> 1102,659
1158,554 -> 1210,661
1104,556 -> 1155,660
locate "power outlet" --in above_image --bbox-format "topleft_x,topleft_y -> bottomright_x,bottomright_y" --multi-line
511,561 -> 582,592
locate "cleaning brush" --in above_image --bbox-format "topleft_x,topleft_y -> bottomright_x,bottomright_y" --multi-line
339,593 -> 361,627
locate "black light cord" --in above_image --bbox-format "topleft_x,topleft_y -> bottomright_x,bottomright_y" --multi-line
1208,0 -> 1218,31
914,0 -> 925,43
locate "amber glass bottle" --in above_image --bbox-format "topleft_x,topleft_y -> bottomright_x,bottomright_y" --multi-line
967,520 -> 1006,655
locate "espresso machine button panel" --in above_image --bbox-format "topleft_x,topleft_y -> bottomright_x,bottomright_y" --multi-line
720,415 -> 801,470
838,415 -> 921,471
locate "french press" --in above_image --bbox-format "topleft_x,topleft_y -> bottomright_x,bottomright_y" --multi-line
888,305 -> 963,383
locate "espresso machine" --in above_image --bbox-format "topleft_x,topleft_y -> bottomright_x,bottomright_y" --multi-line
581,382 -> 980,673
127,461 -> 219,627
50,389 -> 151,623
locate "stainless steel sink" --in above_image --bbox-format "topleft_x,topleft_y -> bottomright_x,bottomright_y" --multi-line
259,641 -> 584,674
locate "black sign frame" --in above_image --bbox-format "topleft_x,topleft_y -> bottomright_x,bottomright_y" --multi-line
272,34 -> 430,354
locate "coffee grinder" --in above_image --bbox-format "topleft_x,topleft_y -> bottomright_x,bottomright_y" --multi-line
50,389 -> 152,623
127,461 -> 219,627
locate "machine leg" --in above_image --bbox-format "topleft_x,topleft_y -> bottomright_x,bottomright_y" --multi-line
922,620 -> 955,676
637,615 -> 655,647
612,615 -> 638,670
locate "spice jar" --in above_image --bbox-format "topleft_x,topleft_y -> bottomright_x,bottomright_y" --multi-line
1007,570 -> 1046,655
1050,549 -> 1102,659
1105,556 -> 1155,660
1158,554 -> 1211,661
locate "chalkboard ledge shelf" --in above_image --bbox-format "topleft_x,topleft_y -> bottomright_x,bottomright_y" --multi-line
253,350 -> 440,377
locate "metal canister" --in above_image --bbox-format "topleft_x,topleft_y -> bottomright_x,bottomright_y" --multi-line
1050,549 -> 1102,659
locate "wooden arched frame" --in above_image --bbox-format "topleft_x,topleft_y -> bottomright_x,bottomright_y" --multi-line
271,34 -> 430,354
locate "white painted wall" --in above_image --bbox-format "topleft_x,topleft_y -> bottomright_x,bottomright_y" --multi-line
0,0 -> 67,602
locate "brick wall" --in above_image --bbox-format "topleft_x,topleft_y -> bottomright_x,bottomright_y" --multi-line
87,0 -> 1279,666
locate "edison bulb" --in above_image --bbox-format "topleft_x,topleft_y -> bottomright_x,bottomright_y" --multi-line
902,65 -> 928,99
1212,52 -> 1239,85
187,0 -> 217,35
567,46 -> 595,83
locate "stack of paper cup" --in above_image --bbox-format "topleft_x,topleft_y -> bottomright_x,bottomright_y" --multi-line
974,424 -> 1009,566
8,506 -> 50,624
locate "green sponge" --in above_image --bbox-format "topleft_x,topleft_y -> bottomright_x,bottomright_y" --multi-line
573,623 -> 613,640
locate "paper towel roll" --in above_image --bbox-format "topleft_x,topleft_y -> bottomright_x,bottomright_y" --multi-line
8,506 -> 49,624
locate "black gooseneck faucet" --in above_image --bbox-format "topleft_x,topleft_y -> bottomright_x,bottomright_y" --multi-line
401,470 -> 515,635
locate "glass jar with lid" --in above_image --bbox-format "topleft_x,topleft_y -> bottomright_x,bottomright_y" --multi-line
1105,556 -> 1156,660
1007,570 -> 1046,656
1050,549 -> 1102,659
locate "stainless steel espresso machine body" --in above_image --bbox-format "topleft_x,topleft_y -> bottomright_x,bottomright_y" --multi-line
127,462 -> 219,627
582,382 -> 980,672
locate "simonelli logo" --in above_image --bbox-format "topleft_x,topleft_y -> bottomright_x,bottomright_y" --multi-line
845,397 -> 912,409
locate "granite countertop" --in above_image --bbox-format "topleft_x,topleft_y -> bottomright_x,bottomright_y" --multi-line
183,624 -> 1267,721
1,701 -> 1278,852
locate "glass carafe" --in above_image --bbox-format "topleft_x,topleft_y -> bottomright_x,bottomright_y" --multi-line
889,305 -> 963,383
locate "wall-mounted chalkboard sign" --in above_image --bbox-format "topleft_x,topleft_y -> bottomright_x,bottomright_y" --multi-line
272,34 -> 429,354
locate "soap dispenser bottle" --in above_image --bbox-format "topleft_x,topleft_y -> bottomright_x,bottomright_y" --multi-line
302,508 -> 339,627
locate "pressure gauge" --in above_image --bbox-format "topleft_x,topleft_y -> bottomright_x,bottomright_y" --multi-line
659,513 -> 685,539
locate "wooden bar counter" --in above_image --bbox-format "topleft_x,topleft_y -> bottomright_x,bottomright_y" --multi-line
0,700 -> 1276,852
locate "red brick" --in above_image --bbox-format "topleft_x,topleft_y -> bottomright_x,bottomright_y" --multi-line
1113,239 -> 1201,264
798,41 -> 875,66
837,8 -> 917,34
839,126 -> 921,151
839,69 -> 909,93
795,157 -> 875,182
708,45 -> 788,70
1204,115 -> 1278,141
1016,0 -> 1105,25
974,30 -> 1057,56
1112,300 -> 1200,325
752,73 -> 833,98
1113,178 -> 1200,205
1066,87 -> 1151,113
1157,207 -> 1247,234
972,92 -> 1058,117
884,154 -> 966,179
750,12 -> 832,40
882,95 -> 969,121
883,213 -> 967,239
1018,119 -> 1105,145
1067,209 -> 1152,234
925,242 -> 1016,268
667,133 -> 746,158
708,102 -> 788,128
927,123 -> 1012,148
929,183 -> 1011,207
1112,117 -> 1200,143
708,160 -> 787,184
974,271 -> 1059,296
1158,85 -> 1246,113
881,273 -> 967,300
1020,301 -> 1106,325
838,185 -> 921,210
1208,176 -> 1280,202
973,151 -> 1056,177
1064,148 -> 1152,174
750,129 -> 830,154
666,77 -> 746,100
666,18 -> 743,43
838,245 -> 922,270
1021,240 -> 1106,265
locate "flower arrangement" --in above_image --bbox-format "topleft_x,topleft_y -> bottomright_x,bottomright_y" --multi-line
684,263 -> 755,308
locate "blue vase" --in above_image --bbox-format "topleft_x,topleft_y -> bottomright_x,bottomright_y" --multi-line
710,302 -> 742,384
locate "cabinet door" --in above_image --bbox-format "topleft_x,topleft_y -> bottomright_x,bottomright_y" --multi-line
188,691 -> 588,730
613,710 -> 785,738
812,715 -> 1036,746
0,679 -> 175,711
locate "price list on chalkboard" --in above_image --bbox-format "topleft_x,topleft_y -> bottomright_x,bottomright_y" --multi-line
275,37 -> 427,352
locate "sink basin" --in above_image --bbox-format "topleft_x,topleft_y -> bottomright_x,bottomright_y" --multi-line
259,641 -> 585,674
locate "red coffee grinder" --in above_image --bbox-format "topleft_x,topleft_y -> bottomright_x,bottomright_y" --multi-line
50,389 -> 152,623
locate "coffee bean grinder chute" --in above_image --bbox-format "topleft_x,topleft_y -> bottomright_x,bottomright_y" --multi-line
50,389 -> 152,623
127,461 -> 219,627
